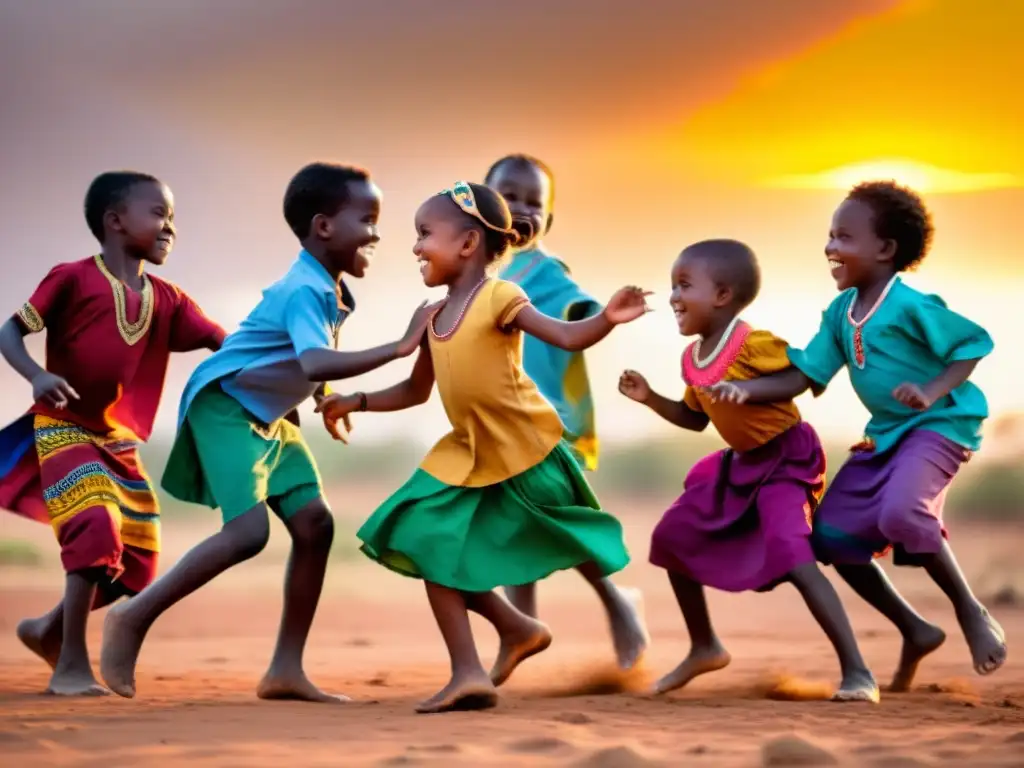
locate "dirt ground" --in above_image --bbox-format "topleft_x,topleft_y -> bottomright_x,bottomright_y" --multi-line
1,488 -> 1022,767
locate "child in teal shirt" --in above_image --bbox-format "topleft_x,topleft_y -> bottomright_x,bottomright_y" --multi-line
709,181 -> 1006,691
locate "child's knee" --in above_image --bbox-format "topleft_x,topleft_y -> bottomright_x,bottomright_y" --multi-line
224,505 -> 272,559
289,501 -> 335,551
876,496 -> 919,544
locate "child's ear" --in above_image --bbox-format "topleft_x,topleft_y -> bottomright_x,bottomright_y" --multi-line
878,238 -> 897,263
105,208 -> 126,236
543,213 -> 554,235
460,228 -> 481,256
714,284 -> 734,308
311,213 -> 332,240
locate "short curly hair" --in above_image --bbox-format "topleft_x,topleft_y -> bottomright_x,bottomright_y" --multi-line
84,171 -> 161,243
283,162 -> 370,240
846,181 -> 934,272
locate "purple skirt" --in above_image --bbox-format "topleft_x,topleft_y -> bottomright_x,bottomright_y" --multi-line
649,421 -> 825,593
812,429 -> 968,567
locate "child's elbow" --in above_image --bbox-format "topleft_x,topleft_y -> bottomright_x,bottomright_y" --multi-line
411,383 -> 432,405
297,351 -> 323,381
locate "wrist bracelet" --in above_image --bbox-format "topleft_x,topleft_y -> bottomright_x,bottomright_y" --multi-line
356,391 -> 368,412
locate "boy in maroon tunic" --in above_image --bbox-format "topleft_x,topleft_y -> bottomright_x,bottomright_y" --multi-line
0,171 -> 225,695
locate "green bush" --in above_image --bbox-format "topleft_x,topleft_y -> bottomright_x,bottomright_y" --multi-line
0,539 -> 44,567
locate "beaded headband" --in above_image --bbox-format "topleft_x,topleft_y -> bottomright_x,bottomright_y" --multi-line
441,181 -> 529,243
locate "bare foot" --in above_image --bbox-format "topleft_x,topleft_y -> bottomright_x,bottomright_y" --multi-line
608,586 -> 650,670
17,616 -> 62,669
99,601 -> 144,698
257,670 -> 351,703
416,670 -> 498,714
490,618 -> 552,687
832,668 -> 880,704
46,663 -> 110,697
962,605 -> 1007,676
652,644 -> 732,694
890,621 -> 946,692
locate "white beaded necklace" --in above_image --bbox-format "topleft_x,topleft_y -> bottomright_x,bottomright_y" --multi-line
691,316 -> 741,369
431,277 -> 488,340
846,275 -> 898,369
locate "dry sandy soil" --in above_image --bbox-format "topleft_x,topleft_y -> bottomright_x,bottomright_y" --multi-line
1,487 -> 1022,767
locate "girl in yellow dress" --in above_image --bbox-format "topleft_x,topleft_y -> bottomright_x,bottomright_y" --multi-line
317,182 -> 650,713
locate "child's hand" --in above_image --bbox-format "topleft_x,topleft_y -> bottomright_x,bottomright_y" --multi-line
603,286 -> 652,325
701,380 -> 749,404
893,382 -> 933,411
398,300 -> 445,357
313,394 -> 357,443
618,369 -> 652,403
31,372 -> 79,409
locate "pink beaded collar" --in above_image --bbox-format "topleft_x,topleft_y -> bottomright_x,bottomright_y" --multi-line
681,320 -> 750,387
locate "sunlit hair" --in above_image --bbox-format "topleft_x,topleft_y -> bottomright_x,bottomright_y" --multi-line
846,181 -> 934,272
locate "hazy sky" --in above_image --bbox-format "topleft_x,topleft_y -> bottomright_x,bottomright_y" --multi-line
1,0 -> 1020,451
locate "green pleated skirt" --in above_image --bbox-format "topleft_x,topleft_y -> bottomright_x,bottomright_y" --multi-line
357,441 -> 629,592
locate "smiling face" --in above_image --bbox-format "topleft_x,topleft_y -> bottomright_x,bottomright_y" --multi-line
412,195 -> 479,288
317,179 -> 382,278
825,198 -> 896,291
110,181 -> 176,265
669,250 -> 731,337
486,161 -> 552,249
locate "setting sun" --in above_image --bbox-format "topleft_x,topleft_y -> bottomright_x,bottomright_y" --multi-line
766,159 -> 1020,194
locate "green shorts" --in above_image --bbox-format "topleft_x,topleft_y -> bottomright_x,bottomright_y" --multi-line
161,383 -> 323,524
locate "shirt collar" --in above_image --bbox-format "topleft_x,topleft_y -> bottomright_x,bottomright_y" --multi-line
298,249 -> 357,314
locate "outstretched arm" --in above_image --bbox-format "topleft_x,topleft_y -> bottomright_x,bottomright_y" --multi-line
508,285 -> 650,352
706,367 -> 815,405
353,342 -> 436,413
298,342 -> 406,382
644,390 -> 709,431
511,304 -> 614,352
313,342 -> 435,442
618,370 -> 709,431
294,301 -> 442,385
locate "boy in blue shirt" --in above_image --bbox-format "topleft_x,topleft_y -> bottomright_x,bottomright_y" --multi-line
101,162 -> 435,702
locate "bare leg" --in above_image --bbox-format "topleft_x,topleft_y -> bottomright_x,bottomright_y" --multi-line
789,563 -> 878,702
465,591 -> 552,686
416,583 -> 498,714
19,587 -> 121,670
653,571 -> 731,694
257,500 -> 347,703
576,562 -> 649,669
100,505 -> 271,697
46,571 -> 109,696
835,562 -> 946,691
921,542 -> 1006,676
503,584 -> 538,618
18,602 -> 65,670
506,564 -> 648,668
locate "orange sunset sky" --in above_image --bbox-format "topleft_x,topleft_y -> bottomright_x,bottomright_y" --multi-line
0,0 -> 1021,452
